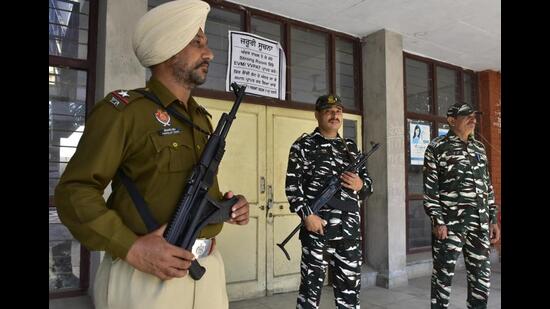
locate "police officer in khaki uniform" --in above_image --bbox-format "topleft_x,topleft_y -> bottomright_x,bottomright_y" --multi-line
54,1 -> 249,308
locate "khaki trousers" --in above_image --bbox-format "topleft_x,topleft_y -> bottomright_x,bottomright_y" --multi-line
93,248 -> 228,309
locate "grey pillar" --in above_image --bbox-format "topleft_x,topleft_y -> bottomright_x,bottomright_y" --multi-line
362,29 -> 408,288
95,0 -> 147,100
89,0 -> 147,298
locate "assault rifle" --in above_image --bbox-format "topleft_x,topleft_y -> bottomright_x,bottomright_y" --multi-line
277,142 -> 381,261
163,83 -> 246,280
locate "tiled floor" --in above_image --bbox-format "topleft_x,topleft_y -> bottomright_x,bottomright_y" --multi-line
49,262 -> 501,309
229,263 -> 501,309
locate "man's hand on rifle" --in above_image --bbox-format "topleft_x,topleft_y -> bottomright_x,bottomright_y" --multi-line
340,171 -> 363,192
125,224 -> 195,280
304,214 -> 327,235
224,191 -> 249,225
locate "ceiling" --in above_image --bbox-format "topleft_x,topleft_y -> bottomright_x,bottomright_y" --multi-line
226,0 -> 500,72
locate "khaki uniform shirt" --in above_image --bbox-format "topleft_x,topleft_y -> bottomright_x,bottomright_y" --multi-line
55,78 -> 224,259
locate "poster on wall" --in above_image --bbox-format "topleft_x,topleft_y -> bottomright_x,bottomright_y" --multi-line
226,31 -> 286,100
410,122 -> 431,165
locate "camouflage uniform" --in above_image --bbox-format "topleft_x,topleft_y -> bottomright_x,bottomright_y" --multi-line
423,129 -> 497,309
286,128 -> 373,309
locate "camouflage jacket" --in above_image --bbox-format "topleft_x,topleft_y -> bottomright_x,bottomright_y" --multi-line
285,128 -> 373,240
423,130 -> 497,230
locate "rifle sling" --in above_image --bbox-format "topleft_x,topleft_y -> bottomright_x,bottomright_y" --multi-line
116,89 -> 213,233
116,170 -> 160,233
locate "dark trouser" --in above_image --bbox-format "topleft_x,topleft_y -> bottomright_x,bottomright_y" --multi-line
431,213 -> 491,309
297,234 -> 361,309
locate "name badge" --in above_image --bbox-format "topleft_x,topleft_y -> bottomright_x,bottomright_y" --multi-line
158,127 -> 182,136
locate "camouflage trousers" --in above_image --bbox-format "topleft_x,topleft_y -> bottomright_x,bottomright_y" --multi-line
297,235 -> 362,309
431,212 -> 491,309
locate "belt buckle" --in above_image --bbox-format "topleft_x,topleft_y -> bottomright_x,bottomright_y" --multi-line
191,238 -> 212,259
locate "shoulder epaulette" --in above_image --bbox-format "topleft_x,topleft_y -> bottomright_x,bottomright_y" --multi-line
197,104 -> 212,118
295,132 -> 310,143
344,137 -> 357,145
106,89 -> 146,110
473,138 -> 487,150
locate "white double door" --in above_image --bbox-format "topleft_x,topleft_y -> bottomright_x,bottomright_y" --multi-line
196,98 -> 362,301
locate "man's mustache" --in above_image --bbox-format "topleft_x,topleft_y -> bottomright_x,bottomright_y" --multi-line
329,118 -> 340,122
195,61 -> 209,69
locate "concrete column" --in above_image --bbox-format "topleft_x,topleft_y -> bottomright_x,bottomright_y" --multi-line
95,0 -> 147,100
89,0 -> 148,298
362,29 -> 408,288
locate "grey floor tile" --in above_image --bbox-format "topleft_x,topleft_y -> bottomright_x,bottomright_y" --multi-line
230,301 -> 271,309
389,282 -> 431,299
384,297 -> 432,309
49,296 -> 94,309
50,262 -> 502,309
359,287 -> 417,306
358,304 -> 385,309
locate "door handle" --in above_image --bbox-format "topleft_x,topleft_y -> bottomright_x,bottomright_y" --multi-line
260,176 -> 265,193
267,185 -> 273,210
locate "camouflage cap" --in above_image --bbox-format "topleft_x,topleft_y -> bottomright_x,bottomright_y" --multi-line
446,103 -> 482,117
315,94 -> 343,111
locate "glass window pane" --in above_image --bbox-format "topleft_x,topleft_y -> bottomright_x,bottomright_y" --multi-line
463,73 -> 477,108
49,0 -> 90,59
335,38 -> 355,109
343,119 -> 357,144
436,66 -> 459,116
250,16 -> 282,43
49,209 -> 81,291
408,164 -> 424,195
49,66 -> 87,200
202,8 -> 243,91
291,27 -> 328,104
407,200 -> 432,250
407,119 -> 431,194
406,58 -> 432,114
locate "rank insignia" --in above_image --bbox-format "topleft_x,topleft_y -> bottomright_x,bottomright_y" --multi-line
154,109 -> 171,127
111,90 -> 130,105
327,95 -> 336,104
110,97 -> 121,107
116,90 -> 130,98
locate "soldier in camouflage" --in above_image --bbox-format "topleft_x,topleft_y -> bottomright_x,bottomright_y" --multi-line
423,102 -> 501,309
285,94 -> 373,309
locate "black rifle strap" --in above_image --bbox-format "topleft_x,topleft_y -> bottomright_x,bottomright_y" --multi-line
116,170 -> 160,233
134,89 -> 210,136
